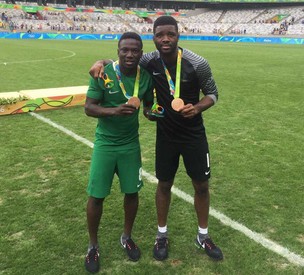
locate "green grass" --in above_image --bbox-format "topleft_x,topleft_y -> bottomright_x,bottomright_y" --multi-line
0,39 -> 303,274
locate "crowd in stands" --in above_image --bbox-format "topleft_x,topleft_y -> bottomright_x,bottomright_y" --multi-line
0,2 -> 303,36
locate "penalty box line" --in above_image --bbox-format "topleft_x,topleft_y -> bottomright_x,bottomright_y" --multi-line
30,112 -> 304,267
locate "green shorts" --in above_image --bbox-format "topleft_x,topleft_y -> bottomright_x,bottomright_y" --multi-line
87,145 -> 143,198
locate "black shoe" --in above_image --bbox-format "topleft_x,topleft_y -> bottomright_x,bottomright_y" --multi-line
84,246 -> 100,273
153,237 -> 168,261
195,236 -> 223,261
121,237 -> 141,261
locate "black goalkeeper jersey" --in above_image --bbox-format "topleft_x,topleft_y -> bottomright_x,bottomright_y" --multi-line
140,47 -> 218,143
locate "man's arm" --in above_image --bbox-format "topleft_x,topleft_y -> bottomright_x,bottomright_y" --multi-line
180,95 -> 214,119
179,53 -> 218,118
89,59 -> 113,79
84,97 -> 137,118
142,100 -> 155,120
141,74 -> 158,121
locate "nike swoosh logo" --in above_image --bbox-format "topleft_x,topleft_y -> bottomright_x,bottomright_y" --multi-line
153,72 -> 161,75
205,170 -> 210,175
109,91 -> 119,94
137,183 -> 142,188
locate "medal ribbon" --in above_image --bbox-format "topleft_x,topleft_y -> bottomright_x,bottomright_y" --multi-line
160,48 -> 182,99
113,61 -> 140,100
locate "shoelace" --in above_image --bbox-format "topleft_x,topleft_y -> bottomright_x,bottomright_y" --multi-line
87,248 -> 99,262
203,238 -> 216,250
125,239 -> 137,250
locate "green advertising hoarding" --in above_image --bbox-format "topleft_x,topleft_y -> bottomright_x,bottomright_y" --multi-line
22,6 -> 39,13
0,4 -> 185,16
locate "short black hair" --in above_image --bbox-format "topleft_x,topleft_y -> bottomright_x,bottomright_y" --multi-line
118,32 -> 143,49
153,16 -> 178,33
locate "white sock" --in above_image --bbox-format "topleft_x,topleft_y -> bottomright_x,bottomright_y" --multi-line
157,225 -> 168,238
198,226 -> 208,235
158,225 -> 167,233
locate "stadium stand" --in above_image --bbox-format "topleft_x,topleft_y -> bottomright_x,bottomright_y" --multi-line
0,1 -> 303,36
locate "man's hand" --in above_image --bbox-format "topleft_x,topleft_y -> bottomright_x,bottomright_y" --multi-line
144,110 -> 158,121
180,96 -> 215,118
180,104 -> 199,118
85,97 -> 136,117
89,60 -> 112,78
115,104 -> 137,116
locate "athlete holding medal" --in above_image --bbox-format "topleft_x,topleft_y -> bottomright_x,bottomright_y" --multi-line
84,32 -> 154,274
89,16 -> 223,263
145,16 -> 223,262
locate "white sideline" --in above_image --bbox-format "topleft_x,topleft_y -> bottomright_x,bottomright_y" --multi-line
0,49 -> 76,65
30,112 -> 304,267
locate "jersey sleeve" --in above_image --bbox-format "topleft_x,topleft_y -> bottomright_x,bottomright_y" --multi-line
184,48 -> 218,103
86,76 -> 104,101
197,58 -> 218,102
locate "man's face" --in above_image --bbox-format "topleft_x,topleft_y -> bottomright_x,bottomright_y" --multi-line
153,25 -> 179,55
117,38 -> 143,69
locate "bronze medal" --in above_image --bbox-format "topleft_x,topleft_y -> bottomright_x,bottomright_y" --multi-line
171,98 -> 184,112
128,97 -> 140,109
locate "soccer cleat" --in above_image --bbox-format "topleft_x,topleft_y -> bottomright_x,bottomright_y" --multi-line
120,237 -> 141,261
84,246 -> 100,273
153,237 -> 169,261
195,236 -> 223,261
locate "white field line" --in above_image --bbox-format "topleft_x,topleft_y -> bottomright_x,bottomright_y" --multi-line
30,112 -> 304,267
0,49 -> 76,65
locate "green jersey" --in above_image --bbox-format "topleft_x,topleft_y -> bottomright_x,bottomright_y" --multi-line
87,62 -> 153,151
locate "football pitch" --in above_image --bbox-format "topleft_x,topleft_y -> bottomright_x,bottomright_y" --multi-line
0,39 -> 303,274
